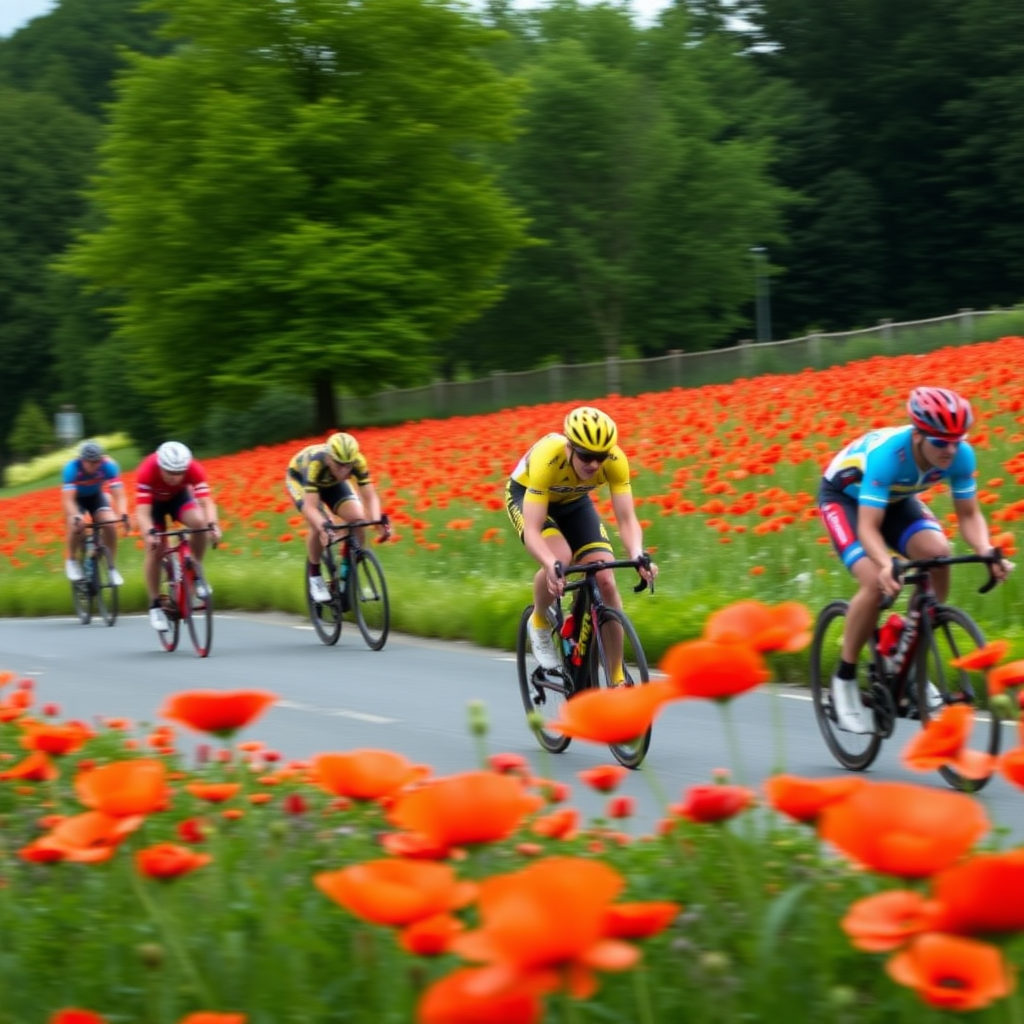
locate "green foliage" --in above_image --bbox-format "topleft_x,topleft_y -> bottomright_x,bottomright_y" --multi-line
5,400 -> 57,462
61,0 -> 529,434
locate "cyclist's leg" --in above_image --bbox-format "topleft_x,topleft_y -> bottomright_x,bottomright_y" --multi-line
93,497 -> 121,582
333,481 -> 367,547
559,502 -> 622,681
144,503 -> 170,630
505,480 -> 569,625
900,499 -> 951,599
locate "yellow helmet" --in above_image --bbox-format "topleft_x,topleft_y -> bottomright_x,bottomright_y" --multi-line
327,432 -> 360,464
563,406 -> 618,453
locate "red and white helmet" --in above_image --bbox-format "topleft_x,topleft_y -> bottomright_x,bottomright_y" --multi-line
907,386 -> 973,441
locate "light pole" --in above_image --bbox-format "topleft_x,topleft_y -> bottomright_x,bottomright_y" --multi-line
750,245 -> 772,343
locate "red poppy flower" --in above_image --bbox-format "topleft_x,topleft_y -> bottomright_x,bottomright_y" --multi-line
547,681 -> 676,744
886,933 -> 1011,1011
670,783 -> 755,824
531,807 -> 579,840
702,600 -> 812,653
185,782 -> 241,803
315,859 -> 476,927
930,850 -> 1024,935
900,704 -> 995,780
177,1015 -> 247,1024
160,690 -> 277,739
312,750 -> 426,801
986,660 -> 1024,697
999,745 -> 1024,790
603,902 -> 680,939
19,721 -> 93,756
658,641 -> 770,702
417,967 -> 542,1024
0,750 -> 58,782
763,774 -> 864,825
841,890 -> 942,951
577,765 -> 629,793
75,759 -> 171,817
818,781 -> 989,878
21,811 -> 143,864
136,843 -> 213,880
949,640 -> 1010,670
49,1012 -> 108,1024
387,772 -> 544,852
399,912 -> 465,957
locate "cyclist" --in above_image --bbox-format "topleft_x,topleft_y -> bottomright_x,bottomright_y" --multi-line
286,431 -> 390,603
819,386 -> 1009,733
505,405 -> 657,679
61,439 -> 128,586
135,441 -> 222,632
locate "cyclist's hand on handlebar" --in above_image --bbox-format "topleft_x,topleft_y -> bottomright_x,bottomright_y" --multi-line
147,527 -> 161,552
318,519 -> 332,548
877,561 -> 902,599
989,548 -> 1013,583
208,521 -> 223,545
376,515 -> 392,543
544,561 -> 565,598
636,553 -> 657,584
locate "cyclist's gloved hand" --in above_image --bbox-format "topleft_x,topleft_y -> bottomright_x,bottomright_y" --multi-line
147,527 -> 161,551
376,515 -> 392,543
877,560 -> 902,599
636,552 -> 658,585
545,562 -> 565,598
989,548 -> 1013,582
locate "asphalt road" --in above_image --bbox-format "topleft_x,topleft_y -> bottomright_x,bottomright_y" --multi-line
1,612 -> 1020,842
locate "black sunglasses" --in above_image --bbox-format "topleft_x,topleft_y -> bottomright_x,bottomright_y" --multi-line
571,445 -> 609,465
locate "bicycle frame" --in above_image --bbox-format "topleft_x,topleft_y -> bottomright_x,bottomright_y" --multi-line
71,520 -> 119,627
154,527 -> 215,657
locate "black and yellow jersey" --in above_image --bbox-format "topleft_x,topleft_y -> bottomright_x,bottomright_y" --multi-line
510,433 -> 631,505
287,445 -> 371,493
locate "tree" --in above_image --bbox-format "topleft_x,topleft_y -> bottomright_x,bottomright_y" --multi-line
0,87 -> 98,464
6,400 -> 56,462
61,0 -> 528,433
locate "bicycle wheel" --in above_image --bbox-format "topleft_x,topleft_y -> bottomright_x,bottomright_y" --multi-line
809,600 -> 883,770
71,575 -> 93,625
95,547 -> 119,627
516,605 -> 572,754
185,564 -> 214,658
306,555 -> 342,646
916,606 -> 998,792
591,607 -> 652,769
352,548 -> 390,650
158,556 -> 181,653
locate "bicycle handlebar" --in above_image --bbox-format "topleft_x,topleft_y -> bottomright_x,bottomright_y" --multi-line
553,554 -> 654,595
889,548 -> 1005,598
151,525 -> 220,549
323,514 -> 392,545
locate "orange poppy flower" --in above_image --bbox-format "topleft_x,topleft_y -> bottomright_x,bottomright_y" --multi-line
658,641 -> 770,702
387,772 -> 544,852
900,705 -> 995,780
19,721 -> 93,756
818,781 -> 989,878
49,1012 -> 108,1024
379,831 -> 455,861
160,690 -> 277,739
763,774 -> 864,825
312,750 -> 426,801
841,890 -> 943,951
930,850 -> 1024,935
702,600 -> 812,653
136,842 -> 213,880
0,750 -> 58,782
670,783 -> 755,824
75,759 -> 171,817
399,912 -> 465,957
185,782 -> 241,803
315,859 -> 476,927
603,902 -> 680,939
531,807 -> 579,840
22,811 -> 144,864
999,745 -> 1024,790
986,660 -> 1024,697
451,856 -> 661,999
577,765 -> 629,793
949,640 -> 1010,670
547,681 -> 676,745
886,933 -> 1012,1011
178,1015 -> 247,1024
417,967 -> 542,1024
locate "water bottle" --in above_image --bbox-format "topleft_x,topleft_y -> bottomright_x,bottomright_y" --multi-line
878,613 -> 905,673
339,542 -> 350,589
83,531 -> 96,582
559,611 -> 576,658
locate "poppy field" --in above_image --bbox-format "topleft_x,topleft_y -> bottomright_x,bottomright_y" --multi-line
2,338 -> 1024,1021
2,337 -> 1024,665
0,602 -> 1022,1023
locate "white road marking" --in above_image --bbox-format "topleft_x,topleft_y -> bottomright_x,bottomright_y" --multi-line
275,698 -> 396,724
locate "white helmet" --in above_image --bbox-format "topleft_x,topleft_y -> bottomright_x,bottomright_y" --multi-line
156,441 -> 192,473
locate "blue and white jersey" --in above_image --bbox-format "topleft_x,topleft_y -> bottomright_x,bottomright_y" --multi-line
822,426 -> 976,507
61,457 -> 122,498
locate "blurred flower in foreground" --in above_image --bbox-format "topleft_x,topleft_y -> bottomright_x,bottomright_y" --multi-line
658,641 -> 770,701
160,690 -> 277,739
547,681 -> 676,744
312,749 -> 427,801
418,967 -> 542,1024
703,599 -> 813,653
841,890 -> 942,952
900,704 -> 994,780
763,774 -> 864,825
670,783 -> 755,824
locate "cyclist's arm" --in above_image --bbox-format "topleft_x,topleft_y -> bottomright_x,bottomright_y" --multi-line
610,491 -> 644,561
109,482 -> 128,520
356,481 -> 389,539
199,494 -> 221,539
953,495 -> 1003,564
136,502 -> 156,545
61,487 -> 81,521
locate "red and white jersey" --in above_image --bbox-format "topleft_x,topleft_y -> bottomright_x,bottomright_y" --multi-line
135,452 -> 211,506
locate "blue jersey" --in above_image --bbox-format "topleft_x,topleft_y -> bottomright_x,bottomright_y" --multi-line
62,457 -> 122,498
822,426 -> 976,507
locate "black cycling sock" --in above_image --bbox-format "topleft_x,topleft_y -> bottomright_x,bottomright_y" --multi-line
150,598 -> 162,609
837,660 -> 857,680
309,563 -> 322,577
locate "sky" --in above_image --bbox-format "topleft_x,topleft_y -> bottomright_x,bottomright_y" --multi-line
0,0 -> 675,39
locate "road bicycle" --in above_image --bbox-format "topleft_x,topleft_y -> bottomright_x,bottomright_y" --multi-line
810,550 -> 1005,791
153,527 -> 217,658
71,517 -> 126,627
307,517 -> 391,650
516,555 -> 653,769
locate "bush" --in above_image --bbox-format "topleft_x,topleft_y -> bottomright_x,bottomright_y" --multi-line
6,400 -> 57,462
